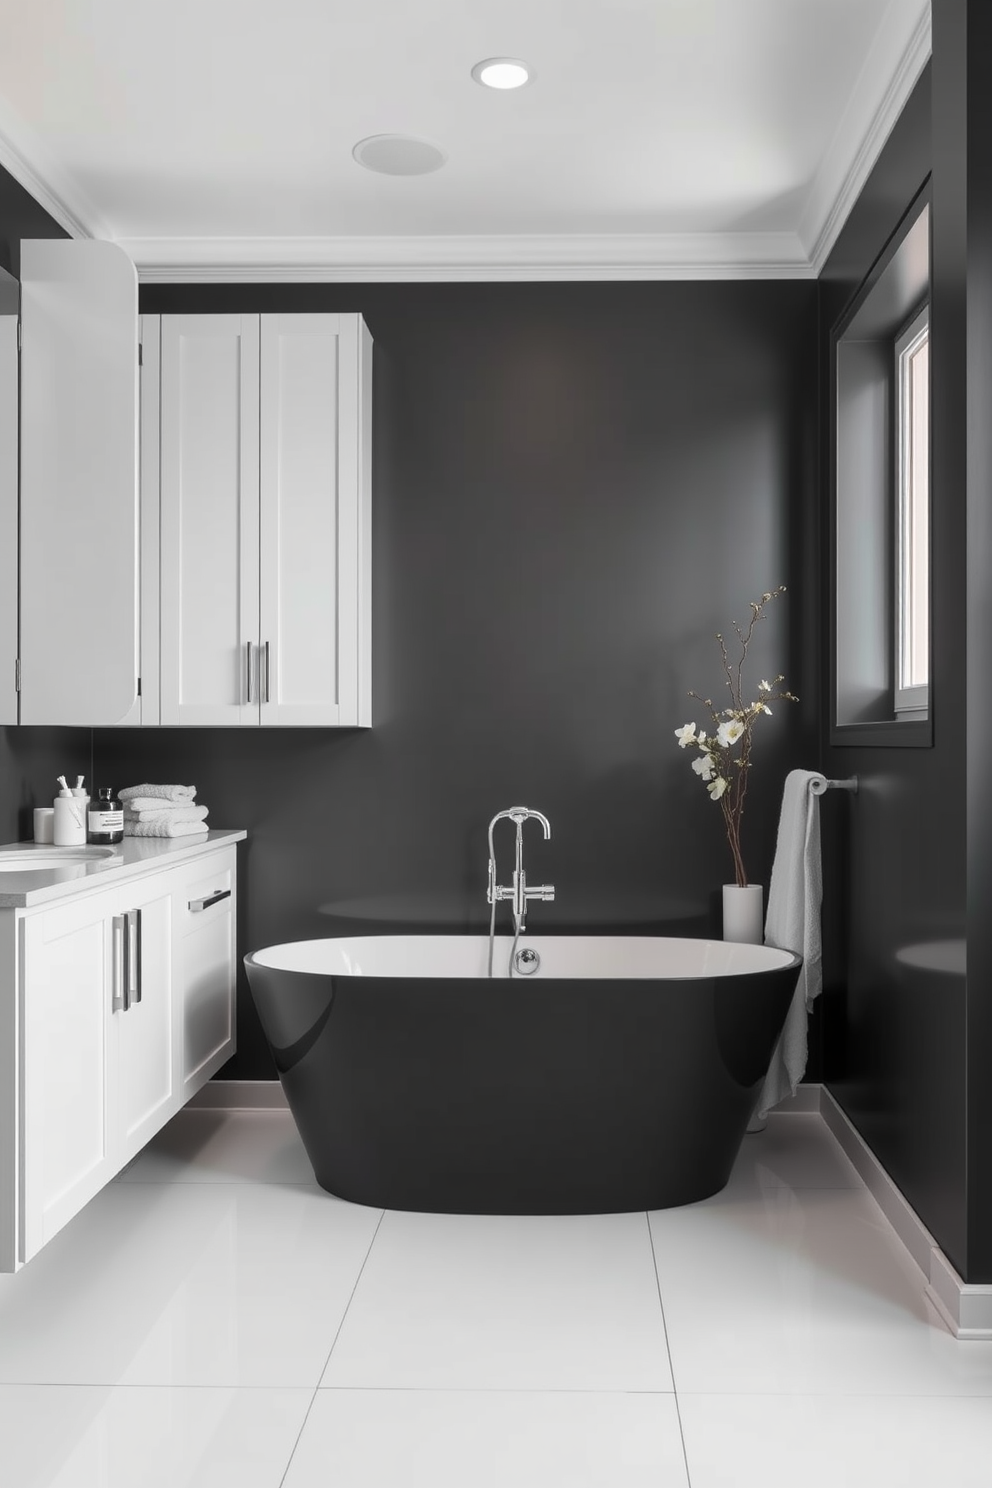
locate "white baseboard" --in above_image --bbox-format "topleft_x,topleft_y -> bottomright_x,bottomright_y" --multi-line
801,1083 -> 992,1340
188,1079 -> 288,1110
770,1083 -> 822,1114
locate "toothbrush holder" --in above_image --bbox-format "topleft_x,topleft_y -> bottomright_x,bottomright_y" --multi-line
53,797 -> 87,846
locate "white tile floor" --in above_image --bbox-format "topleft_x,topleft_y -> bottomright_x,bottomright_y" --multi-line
2,1109 -> 992,1486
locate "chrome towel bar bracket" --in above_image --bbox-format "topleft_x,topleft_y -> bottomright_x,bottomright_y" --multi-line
811,775 -> 858,795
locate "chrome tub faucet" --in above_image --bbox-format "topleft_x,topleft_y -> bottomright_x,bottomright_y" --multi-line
487,806 -> 555,935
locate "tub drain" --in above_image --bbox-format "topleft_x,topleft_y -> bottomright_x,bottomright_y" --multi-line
514,947 -> 540,975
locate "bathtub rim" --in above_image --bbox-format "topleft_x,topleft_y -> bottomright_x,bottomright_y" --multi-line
245,933 -> 802,981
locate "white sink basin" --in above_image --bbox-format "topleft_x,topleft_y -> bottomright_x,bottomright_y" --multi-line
0,846 -> 120,873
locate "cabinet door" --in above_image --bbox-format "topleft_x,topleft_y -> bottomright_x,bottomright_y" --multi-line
19,240 -> 139,725
20,888 -> 120,1261
160,315 -> 260,725
178,856 -> 237,1097
116,886 -> 174,1163
259,313 -> 372,726
261,315 -> 367,726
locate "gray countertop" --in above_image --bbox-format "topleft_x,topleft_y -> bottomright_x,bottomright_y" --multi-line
0,829 -> 247,909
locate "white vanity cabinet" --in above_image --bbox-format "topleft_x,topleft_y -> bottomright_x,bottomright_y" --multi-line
145,311 -> 372,727
0,837 -> 241,1271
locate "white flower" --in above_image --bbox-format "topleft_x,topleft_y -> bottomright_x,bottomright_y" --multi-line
674,723 -> 698,749
716,718 -> 744,748
707,776 -> 729,800
692,753 -> 716,781
758,679 -> 772,692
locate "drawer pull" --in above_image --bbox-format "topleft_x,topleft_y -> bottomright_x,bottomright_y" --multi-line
127,907 -> 142,1005
189,888 -> 231,913
112,914 -> 127,1012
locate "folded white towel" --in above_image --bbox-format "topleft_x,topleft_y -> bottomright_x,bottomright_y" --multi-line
124,818 -> 210,839
754,769 -> 825,1121
121,795 -> 198,812
124,804 -> 209,825
119,784 -> 196,803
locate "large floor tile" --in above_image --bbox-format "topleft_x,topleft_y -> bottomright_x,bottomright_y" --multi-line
284,1389 -> 688,1488
723,1113 -> 863,1196
0,1182 -> 381,1386
322,1210 -> 672,1391
649,1187 -> 992,1396
0,1384 -> 310,1488
678,1392 -> 992,1488
116,1109 -> 316,1187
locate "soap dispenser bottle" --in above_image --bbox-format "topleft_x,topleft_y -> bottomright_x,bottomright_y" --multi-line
88,787 -> 124,845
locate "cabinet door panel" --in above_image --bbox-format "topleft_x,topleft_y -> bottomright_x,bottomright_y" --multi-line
260,313 -> 370,725
21,903 -> 115,1261
176,853 -> 237,1096
160,315 -> 260,725
117,891 -> 174,1160
181,907 -> 235,1094
19,241 -> 139,725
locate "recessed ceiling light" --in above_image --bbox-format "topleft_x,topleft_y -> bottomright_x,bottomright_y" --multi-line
471,58 -> 531,90
352,134 -> 447,176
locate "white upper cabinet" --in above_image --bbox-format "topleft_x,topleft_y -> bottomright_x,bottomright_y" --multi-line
19,240 -> 139,725
155,311 -> 372,727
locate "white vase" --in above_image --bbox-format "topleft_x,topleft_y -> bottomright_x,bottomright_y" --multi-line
722,884 -> 764,944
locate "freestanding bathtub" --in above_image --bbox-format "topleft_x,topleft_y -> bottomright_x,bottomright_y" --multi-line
244,935 -> 801,1214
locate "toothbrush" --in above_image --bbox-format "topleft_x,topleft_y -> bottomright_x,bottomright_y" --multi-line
56,776 -> 70,794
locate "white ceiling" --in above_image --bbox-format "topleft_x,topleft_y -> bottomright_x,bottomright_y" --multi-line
0,0 -> 930,281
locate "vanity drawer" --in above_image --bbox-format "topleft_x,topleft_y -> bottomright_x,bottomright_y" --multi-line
176,850 -> 236,935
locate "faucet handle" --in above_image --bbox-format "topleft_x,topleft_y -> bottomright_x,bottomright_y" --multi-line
528,884 -> 555,902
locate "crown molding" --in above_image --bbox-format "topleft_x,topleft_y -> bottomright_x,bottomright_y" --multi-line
0,94 -> 109,242
124,231 -> 814,283
800,0 -> 931,274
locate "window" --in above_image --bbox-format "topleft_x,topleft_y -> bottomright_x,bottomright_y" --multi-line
894,306 -> 929,717
831,189 -> 931,746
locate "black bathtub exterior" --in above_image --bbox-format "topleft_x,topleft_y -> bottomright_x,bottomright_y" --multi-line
244,940 -> 802,1214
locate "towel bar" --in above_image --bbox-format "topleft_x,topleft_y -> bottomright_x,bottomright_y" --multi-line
810,775 -> 858,795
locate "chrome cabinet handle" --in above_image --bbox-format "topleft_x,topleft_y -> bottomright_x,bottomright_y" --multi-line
247,640 -> 255,704
127,908 -> 142,1005
188,888 -> 231,913
112,914 -> 127,1012
263,640 -> 270,704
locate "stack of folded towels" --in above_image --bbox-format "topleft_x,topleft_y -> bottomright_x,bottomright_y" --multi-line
119,784 -> 209,838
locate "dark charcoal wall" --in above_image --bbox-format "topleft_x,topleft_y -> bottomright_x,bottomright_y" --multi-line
823,29 -> 992,1284
0,163 -> 86,841
94,279 -> 819,1078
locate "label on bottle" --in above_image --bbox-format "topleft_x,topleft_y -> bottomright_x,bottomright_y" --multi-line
88,809 -> 124,831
